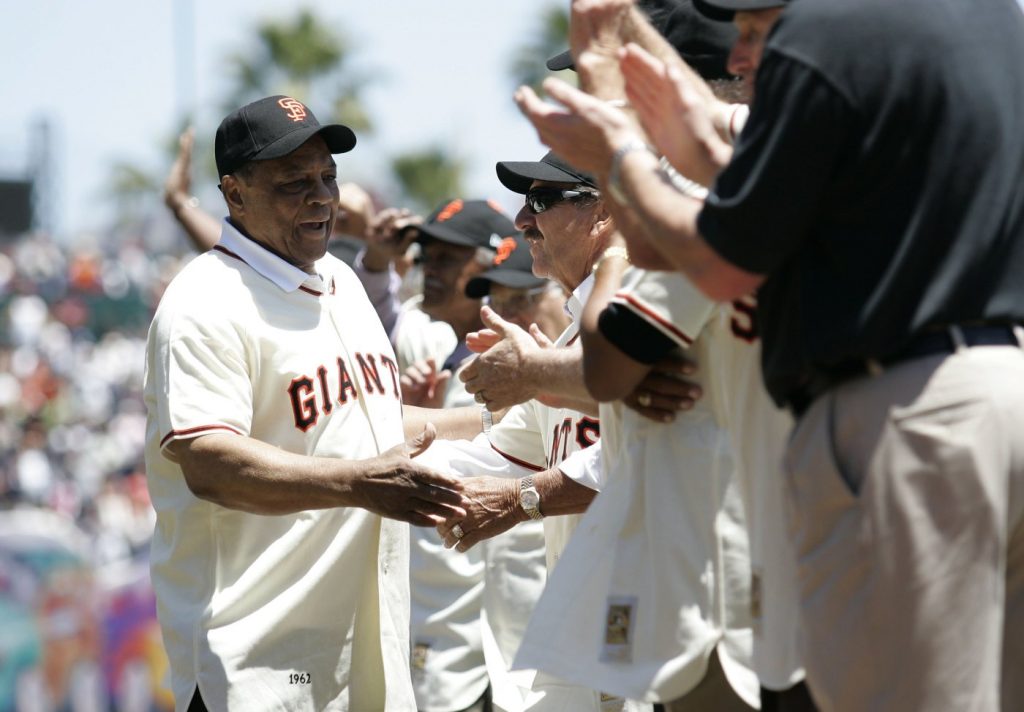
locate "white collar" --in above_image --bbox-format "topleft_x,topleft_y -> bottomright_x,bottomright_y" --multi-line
216,219 -> 328,293
565,272 -> 596,327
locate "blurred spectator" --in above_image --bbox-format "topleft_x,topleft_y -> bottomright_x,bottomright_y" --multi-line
0,228 -> 175,711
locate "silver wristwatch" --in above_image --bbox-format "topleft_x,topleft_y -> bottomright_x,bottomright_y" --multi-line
519,476 -> 543,520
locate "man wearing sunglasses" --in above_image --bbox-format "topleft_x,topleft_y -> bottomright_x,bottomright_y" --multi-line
431,150 -> 671,711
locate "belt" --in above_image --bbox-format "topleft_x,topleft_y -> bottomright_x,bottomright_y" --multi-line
786,323 -> 1023,418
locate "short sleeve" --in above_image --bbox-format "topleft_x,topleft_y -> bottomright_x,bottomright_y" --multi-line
600,268 -> 716,360
150,303 -> 254,450
698,53 -> 855,275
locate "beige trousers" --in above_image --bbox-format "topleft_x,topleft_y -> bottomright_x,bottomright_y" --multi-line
783,345 -> 1024,711
662,649 -> 755,712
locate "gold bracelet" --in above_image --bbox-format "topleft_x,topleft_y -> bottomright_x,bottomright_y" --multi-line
593,245 -> 630,272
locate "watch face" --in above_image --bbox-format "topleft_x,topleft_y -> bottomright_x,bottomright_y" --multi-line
521,489 -> 540,509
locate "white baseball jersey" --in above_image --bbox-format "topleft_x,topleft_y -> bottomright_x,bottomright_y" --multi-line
514,268 -> 759,706
415,436 -> 548,712
487,275 -> 602,573
143,221 -> 414,711
482,276 -> 650,712
392,306 -> 489,712
704,296 -> 803,690
393,295 -> 460,376
654,146 -> 805,689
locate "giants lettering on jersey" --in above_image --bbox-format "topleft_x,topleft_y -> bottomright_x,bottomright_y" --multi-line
288,351 -> 400,431
548,416 -> 600,468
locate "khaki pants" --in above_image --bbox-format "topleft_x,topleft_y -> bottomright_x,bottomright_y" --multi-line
783,345 -> 1024,711
661,649 -> 755,712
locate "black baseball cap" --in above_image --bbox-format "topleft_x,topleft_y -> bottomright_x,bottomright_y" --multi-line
692,0 -> 789,22
465,233 -> 545,298
546,0 -> 737,81
496,151 -> 597,195
215,95 -> 357,177
417,199 -> 520,250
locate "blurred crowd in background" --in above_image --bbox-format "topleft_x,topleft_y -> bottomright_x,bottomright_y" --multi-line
0,229 -> 187,711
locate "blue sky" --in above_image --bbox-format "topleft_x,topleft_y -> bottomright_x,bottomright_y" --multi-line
0,0 -> 563,240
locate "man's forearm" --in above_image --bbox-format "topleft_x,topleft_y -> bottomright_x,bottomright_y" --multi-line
168,433 -> 369,515
168,199 -> 222,253
580,248 -> 650,402
526,345 -> 594,405
533,467 -> 598,517
168,431 -> 466,524
615,148 -> 760,301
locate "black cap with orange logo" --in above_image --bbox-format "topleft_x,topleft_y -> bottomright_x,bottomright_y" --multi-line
215,95 -> 357,178
465,233 -> 545,298
416,199 -> 521,251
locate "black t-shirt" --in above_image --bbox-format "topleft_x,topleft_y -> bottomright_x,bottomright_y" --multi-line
698,0 -> 1024,406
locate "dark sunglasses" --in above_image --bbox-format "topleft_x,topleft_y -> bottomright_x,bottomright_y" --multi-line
524,187 -> 599,215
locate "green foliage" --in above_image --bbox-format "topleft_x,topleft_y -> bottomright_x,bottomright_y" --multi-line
258,10 -> 344,80
107,162 -> 158,198
391,149 -> 465,213
224,7 -> 369,133
509,4 -> 576,93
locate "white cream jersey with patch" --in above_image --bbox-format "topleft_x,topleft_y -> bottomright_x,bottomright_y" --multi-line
144,224 -> 413,711
514,268 -> 758,706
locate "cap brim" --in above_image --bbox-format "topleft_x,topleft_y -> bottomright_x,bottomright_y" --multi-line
691,0 -> 737,21
416,223 -> 479,248
465,271 -> 546,298
496,159 -> 590,194
254,124 -> 357,163
546,49 -> 574,72
692,0 -> 787,21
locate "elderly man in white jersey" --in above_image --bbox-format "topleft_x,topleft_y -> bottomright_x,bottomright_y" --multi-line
144,95 -> 479,712
416,151 -> 659,712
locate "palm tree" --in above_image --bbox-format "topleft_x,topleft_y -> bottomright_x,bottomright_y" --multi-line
390,149 -> 465,213
225,9 -> 372,132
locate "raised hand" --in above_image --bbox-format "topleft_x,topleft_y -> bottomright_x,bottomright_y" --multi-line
400,358 -> 452,409
460,306 -> 545,410
362,207 -> 423,272
621,43 -> 732,186
164,127 -> 195,212
514,80 -> 640,181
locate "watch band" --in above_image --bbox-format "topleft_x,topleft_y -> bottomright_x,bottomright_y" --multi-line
593,245 -> 630,272
519,476 -> 543,520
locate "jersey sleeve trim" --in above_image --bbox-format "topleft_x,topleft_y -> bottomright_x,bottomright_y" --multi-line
489,443 -> 544,472
614,292 -> 696,346
160,424 -> 244,449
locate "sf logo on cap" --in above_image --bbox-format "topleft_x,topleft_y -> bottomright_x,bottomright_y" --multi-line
278,97 -> 307,122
